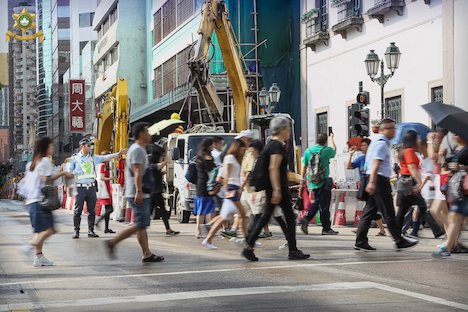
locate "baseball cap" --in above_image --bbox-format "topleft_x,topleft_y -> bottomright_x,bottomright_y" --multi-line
235,130 -> 254,140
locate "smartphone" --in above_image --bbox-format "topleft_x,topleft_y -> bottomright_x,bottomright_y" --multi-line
328,127 -> 333,135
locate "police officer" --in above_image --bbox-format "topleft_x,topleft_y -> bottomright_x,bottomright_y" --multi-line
69,138 -> 127,239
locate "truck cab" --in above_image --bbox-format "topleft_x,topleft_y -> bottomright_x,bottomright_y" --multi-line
166,133 -> 237,223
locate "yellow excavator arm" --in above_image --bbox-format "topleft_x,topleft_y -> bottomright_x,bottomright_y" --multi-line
190,0 -> 250,131
94,78 -> 129,154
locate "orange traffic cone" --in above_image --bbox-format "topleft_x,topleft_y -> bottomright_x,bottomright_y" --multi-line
354,204 -> 363,226
334,192 -> 347,226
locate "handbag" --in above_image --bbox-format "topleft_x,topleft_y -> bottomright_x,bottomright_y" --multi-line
40,178 -> 61,211
356,174 -> 369,201
293,188 -> 305,211
397,176 -> 414,196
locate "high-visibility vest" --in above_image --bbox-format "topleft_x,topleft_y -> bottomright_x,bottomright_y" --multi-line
74,156 -> 96,180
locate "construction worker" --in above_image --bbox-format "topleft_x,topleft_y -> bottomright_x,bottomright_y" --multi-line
68,137 -> 127,239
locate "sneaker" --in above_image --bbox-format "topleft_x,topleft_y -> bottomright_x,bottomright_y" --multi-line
395,237 -> 418,250
432,245 -> 451,258
88,231 -> 99,238
402,234 -> 419,243
258,232 -> 273,239
220,230 -> 237,239
322,229 -> 339,235
72,230 -> 79,239
300,218 -> 309,235
202,239 -> 218,250
288,249 -> 310,260
201,224 -> 212,236
33,255 -> 54,267
241,248 -> 258,262
354,243 -> 376,251
405,233 -> 419,240
278,242 -> 288,250
166,230 -> 180,236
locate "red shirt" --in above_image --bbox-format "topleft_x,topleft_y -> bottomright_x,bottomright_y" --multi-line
399,148 -> 420,176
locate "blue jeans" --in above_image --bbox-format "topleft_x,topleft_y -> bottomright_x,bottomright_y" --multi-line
305,178 -> 332,231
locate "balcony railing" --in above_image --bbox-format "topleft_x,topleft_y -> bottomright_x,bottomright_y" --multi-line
302,8 -> 329,51
366,0 -> 405,23
332,0 -> 363,38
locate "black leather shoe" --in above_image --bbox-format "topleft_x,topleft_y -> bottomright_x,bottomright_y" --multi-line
72,230 -> 79,239
241,248 -> 258,262
354,243 -> 376,251
104,229 -> 116,234
88,231 -> 99,238
288,249 -> 311,260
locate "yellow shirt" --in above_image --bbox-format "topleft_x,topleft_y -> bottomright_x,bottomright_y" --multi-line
241,148 -> 256,193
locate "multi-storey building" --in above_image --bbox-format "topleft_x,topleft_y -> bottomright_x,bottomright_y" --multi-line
62,0 -> 97,154
36,0 -> 53,137
301,0 -> 468,148
47,0 -> 70,162
11,4 -> 38,161
92,0 -> 147,122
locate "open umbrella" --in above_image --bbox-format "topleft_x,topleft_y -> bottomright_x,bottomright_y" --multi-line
148,119 -> 185,136
391,122 -> 432,145
422,102 -> 468,140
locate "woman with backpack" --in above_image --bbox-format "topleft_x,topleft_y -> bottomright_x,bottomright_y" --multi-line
194,138 -> 216,238
20,137 -> 74,266
202,139 -> 248,249
149,149 -> 179,236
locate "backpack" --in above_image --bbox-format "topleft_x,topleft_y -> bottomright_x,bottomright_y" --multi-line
185,157 -> 198,184
249,154 -> 268,192
307,148 -> 326,185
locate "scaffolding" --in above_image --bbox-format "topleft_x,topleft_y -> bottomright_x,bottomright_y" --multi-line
187,0 -> 264,131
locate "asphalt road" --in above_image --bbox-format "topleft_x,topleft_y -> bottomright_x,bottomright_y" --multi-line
0,199 -> 467,312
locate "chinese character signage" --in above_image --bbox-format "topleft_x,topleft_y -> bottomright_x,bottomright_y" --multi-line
69,80 -> 86,132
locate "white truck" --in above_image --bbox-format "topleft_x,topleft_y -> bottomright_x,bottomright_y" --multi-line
165,132 -> 238,223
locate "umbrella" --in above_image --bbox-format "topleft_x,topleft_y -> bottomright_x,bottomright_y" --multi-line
347,137 -> 363,148
148,119 -> 185,136
422,102 -> 468,140
391,122 -> 432,144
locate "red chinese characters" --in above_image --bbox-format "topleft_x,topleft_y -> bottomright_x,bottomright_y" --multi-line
69,80 -> 86,132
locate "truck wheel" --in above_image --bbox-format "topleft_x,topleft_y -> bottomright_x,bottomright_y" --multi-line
175,192 -> 190,223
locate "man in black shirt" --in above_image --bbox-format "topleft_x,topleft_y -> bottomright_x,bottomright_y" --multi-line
242,116 -> 310,261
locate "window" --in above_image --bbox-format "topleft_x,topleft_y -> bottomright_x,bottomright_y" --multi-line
337,0 -> 360,22
58,28 -> 70,40
163,56 -> 177,94
385,96 -> 402,124
162,0 -> 176,38
153,9 -> 162,46
57,6 -> 69,18
154,66 -> 163,98
316,0 -> 328,31
177,0 -> 194,27
431,86 -> 443,129
177,47 -> 191,87
431,86 -> 443,103
177,139 -> 185,160
79,12 -> 95,27
316,112 -> 328,137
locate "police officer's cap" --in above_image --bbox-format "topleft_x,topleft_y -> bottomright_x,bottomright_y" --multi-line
79,138 -> 93,146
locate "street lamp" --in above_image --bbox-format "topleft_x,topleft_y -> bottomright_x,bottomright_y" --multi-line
258,83 -> 281,114
364,42 -> 401,118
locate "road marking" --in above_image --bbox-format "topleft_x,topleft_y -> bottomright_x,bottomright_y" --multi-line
0,258 -> 432,287
1,281 -> 467,311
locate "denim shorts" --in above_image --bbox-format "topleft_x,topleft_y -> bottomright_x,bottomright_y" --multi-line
28,201 -> 54,233
225,184 -> 241,202
128,197 -> 151,229
449,197 -> 468,217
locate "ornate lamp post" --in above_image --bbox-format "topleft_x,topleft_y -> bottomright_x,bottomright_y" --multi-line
258,83 -> 281,114
364,42 -> 401,119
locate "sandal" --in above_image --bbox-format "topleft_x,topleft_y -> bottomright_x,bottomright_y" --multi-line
142,254 -> 165,263
376,232 -> 386,236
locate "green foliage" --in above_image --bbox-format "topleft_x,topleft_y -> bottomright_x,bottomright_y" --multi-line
0,162 -> 13,186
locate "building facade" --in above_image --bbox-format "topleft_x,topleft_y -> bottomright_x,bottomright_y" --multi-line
62,0 -> 97,154
92,0 -> 147,122
36,0 -> 53,137
301,0 -> 468,149
11,4 -> 38,161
